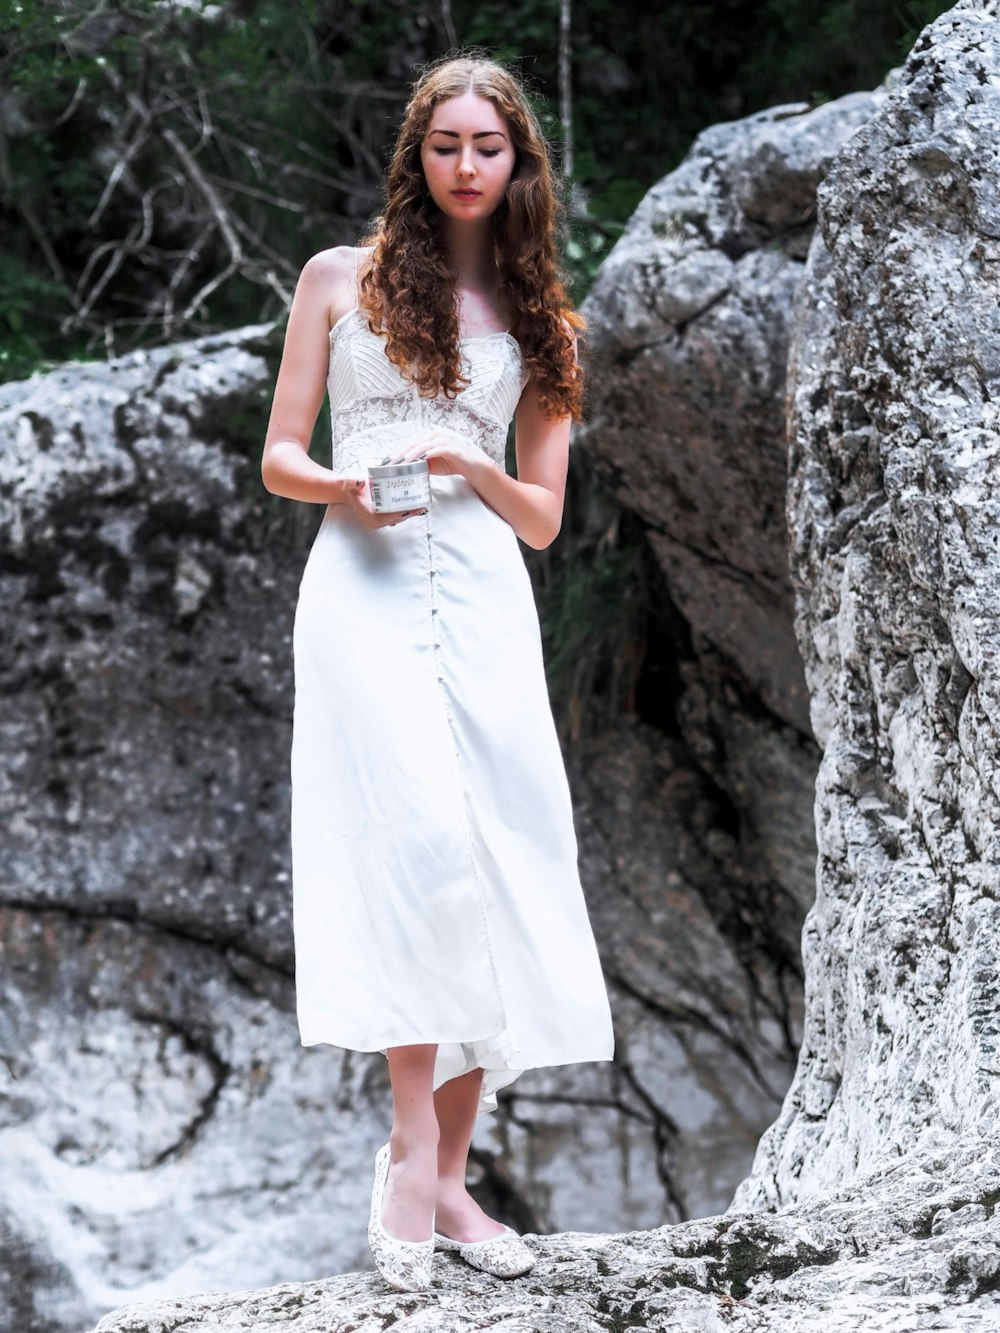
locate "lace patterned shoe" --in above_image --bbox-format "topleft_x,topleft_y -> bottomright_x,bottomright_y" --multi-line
434,1225 -> 536,1278
367,1143 -> 434,1292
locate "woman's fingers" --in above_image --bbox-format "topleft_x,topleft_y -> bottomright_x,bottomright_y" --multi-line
380,447 -> 430,465
345,485 -> 428,529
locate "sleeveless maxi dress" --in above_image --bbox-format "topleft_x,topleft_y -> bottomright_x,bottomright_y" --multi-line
290,292 -> 614,1111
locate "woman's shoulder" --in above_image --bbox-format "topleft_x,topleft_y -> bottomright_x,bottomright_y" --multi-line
297,246 -> 375,330
301,245 -> 375,278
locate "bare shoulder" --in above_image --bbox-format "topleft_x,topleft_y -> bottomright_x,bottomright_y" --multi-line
296,245 -> 370,330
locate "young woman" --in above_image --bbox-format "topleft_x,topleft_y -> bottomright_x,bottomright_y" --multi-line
261,54 -> 614,1293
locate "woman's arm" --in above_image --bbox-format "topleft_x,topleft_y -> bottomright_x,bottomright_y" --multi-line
467,381 -> 570,549
388,378 -> 571,550
261,248 -> 351,504
262,248 -> 423,530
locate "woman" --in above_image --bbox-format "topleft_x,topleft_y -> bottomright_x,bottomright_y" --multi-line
261,54 -> 614,1293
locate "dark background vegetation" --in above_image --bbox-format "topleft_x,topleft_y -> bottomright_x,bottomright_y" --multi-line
1,1 -> 952,732
2,0 -> 950,383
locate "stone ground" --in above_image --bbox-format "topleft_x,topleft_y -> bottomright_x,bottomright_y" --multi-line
91,1138 -> 1000,1332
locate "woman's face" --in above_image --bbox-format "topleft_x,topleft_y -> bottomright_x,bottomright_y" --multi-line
419,91 -> 516,224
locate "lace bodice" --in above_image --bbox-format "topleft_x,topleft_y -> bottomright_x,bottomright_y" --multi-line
328,306 -> 529,475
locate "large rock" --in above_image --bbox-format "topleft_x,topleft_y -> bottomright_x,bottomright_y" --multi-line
0,330 -> 797,1329
560,70 -> 892,1237
580,84 -> 880,741
573,87 -> 893,1100
735,0 -> 1000,1210
89,1136 -> 1000,1332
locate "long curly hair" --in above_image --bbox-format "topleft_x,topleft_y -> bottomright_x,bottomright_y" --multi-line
359,55 -> 584,421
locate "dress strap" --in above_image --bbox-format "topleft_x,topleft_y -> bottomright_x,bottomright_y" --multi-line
353,245 -> 361,304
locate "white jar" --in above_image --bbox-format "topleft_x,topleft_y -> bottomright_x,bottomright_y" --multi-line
366,459 -> 432,513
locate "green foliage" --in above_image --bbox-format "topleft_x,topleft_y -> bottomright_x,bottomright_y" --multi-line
522,459 -> 654,742
740,0 -> 954,105
538,533 -> 648,743
0,0 -> 956,383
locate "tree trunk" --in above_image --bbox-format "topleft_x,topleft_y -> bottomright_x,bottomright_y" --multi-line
559,0 -> 573,178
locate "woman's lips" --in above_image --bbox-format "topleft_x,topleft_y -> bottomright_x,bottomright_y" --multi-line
452,190 -> 481,200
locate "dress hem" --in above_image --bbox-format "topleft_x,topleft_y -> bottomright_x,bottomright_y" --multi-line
297,1019 -> 615,1114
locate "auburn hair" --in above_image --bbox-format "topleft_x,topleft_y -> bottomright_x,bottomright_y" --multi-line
359,55 -> 584,421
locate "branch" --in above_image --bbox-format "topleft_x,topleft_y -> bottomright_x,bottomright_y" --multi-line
441,0 -> 457,48
88,117 -> 150,228
180,259 -> 238,323
158,122 -> 243,264
558,0 -> 574,179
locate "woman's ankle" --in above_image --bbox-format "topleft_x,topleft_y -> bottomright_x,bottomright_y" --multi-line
389,1122 -> 440,1162
434,1171 -> 469,1204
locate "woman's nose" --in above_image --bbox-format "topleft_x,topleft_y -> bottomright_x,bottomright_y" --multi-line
457,151 -> 476,178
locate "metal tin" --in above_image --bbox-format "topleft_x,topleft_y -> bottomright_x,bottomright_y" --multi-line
367,458 -> 432,513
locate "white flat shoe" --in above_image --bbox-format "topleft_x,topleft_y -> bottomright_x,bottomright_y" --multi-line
434,1225 -> 536,1278
367,1143 -> 434,1292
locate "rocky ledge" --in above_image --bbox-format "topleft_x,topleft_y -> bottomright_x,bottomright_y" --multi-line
93,1137 -> 999,1332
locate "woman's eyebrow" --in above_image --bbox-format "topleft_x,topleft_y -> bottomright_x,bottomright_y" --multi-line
427,128 -> 509,141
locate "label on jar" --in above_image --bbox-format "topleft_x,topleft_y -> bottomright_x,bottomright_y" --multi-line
367,461 -> 432,512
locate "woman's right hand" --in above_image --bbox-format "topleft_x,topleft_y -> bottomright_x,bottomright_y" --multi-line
335,477 -> 427,530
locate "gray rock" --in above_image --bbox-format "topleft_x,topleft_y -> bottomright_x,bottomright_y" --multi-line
88,1136 -> 1000,1332
557,66 -> 890,1265
573,89 -> 887,1026
735,0 -> 1000,1212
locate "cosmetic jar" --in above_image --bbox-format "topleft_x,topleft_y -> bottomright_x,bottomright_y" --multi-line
367,459 -> 431,513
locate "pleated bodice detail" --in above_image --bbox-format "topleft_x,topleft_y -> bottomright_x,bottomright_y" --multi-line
327,306 -> 529,472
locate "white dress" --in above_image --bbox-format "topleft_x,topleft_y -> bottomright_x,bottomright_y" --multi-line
290,294 -> 614,1111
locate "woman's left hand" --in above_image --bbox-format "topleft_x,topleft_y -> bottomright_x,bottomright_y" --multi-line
380,430 -> 490,480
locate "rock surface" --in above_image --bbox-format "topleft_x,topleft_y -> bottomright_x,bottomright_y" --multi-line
0,331 -> 794,1330
91,1136 -> 1000,1332
556,69 -> 893,1250
734,0 -> 1000,1211
570,85 -> 891,1131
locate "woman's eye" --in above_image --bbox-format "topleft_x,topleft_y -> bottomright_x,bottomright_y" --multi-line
432,147 -> 456,156
480,149 -> 501,158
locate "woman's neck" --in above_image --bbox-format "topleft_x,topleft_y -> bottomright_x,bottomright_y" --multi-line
442,217 -> 497,291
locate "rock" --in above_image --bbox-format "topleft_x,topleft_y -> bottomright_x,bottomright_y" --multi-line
88,1136 -> 1000,1332
550,63 -> 890,1262
580,84 -> 882,741
735,0 -> 1000,1211
572,88 -> 887,1034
